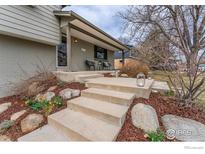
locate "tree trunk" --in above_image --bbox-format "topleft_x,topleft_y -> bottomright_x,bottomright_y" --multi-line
186,52 -> 198,75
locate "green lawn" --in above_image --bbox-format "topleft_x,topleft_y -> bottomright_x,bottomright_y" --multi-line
149,70 -> 205,107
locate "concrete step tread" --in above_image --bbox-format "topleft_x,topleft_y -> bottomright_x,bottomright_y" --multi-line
18,125 -> 70,141
48,109 -> 121,141
68,97 -> 129,118
75,74 -> 104,83
82,88 -> 135,100
76,74 -> 104,78
86,77 -> 154,89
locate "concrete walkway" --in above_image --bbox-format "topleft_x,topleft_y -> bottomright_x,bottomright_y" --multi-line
18,77 -> 153,141
151,81 -> 170,92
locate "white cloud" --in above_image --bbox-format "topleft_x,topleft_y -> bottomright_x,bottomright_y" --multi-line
63,5 -> 126,39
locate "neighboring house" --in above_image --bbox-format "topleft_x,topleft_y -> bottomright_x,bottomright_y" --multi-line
199,64 -> 205,72
114,46 -> 133,69
0,6 -> 128,97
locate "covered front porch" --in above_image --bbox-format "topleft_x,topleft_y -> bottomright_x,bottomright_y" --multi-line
54,11 -> 129,72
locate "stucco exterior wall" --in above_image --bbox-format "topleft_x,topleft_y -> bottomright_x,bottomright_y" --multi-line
70,37 -> 114,71
0,34 -> 56,98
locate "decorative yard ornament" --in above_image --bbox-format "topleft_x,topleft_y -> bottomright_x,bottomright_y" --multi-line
136,72 -> 145,87
115,70 -> 120,78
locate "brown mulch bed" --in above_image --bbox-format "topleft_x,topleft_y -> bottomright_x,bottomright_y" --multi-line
103,73 -> 114,77
0,82 -> 87,141
116,92 -> 205,141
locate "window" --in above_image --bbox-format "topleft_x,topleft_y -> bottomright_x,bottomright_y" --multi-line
57,36 -> 67,66
94,46 -> 107,60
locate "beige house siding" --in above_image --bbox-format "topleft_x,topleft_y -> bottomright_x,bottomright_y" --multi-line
71,37 -> 114,71
0,5 -> 61,45
0,34 -> 56,97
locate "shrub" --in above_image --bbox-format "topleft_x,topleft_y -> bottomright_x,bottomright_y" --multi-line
25,96 -> 63,116
11,63 -> 58,99
163,90 -> 175,97
146,129 -> 165,142
118,58 -> 149,78
26,99 -> 44,111
52,96 -> 63,107
57,81 -> 66,88
42,100 -> 55,117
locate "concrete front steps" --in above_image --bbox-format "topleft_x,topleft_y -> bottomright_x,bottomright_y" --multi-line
18,125 -> 70,141
48,109 -> 121,141
67,97 -> 129,126
86,77 -> 154,99
75,74 -> 104,83
18,78 -> 137,141
47,88 -> 135,141
81,88 -> 135,106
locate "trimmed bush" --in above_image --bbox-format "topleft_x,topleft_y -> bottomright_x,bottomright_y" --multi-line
118,58 -> 149,78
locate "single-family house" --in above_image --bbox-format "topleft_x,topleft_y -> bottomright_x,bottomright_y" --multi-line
0,5 -> 129,97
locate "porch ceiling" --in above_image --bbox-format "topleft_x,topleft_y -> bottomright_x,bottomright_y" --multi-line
70,27 -> 118,51
54,11 -> 129,51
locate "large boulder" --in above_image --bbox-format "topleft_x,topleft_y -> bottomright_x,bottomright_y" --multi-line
71,89 -> 81,97
59,88 -> 80,99
162,114 -> 205,141
0,102 -> 11,114
35,92 -> 55,101
21,114 -> 43,133
59,89 -> 72,99
0,120 -> 14,133
131,103 -> 159,132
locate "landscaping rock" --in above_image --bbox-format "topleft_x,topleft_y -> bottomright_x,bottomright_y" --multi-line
0,135 -> 11,141
162,114 -> 205,141
59,88 -> 72,99
131,103 -> 159,132
47,86 -> 57,92
36,92 -> 55,101
21,114 -> 43,133
0,102 -> 12,114
121,74 -> 128,77
71,89 -> 81,97
0,120 -> 14,132
44,92 -> 55,101
10,110 -> 26,121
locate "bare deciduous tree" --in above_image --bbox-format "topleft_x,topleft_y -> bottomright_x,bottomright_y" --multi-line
119,5 -> 205,105
131,28 -> 173,69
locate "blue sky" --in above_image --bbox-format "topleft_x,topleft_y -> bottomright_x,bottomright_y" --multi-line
63,5 -> 126,40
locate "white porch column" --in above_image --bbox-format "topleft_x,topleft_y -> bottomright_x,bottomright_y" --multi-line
67,24 -> 72,71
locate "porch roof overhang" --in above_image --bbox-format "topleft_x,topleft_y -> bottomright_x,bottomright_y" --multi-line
53,11 -> 130,51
